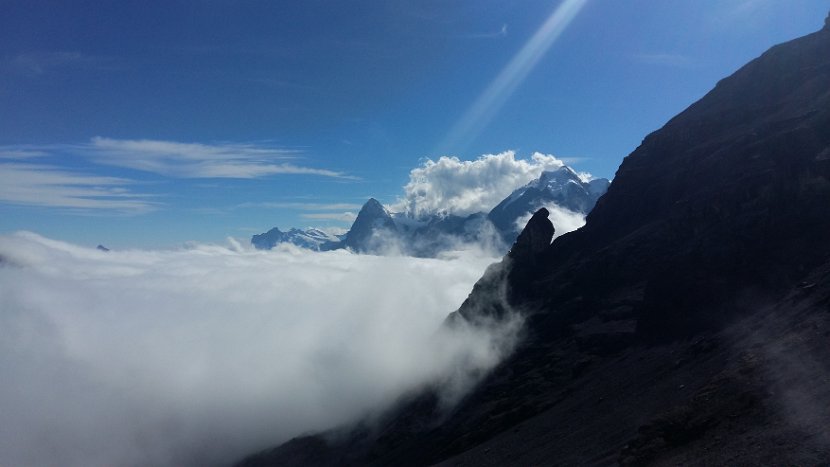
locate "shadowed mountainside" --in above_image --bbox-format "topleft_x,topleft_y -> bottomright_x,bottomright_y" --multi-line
237,12 -> 830,466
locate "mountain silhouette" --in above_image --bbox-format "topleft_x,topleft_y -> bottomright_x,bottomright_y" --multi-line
237,12 -> 830,466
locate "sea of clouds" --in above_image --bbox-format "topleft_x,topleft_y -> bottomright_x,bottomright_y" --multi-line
0,232 -> 521,467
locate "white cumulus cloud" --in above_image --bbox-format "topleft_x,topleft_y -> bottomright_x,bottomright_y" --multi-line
395,151 -> 567,218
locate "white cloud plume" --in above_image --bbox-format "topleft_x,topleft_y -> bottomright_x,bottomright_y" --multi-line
85,137 -> 354,179
0,232 -> 519,467
0,163 -> 156,213
395,151 -> 567,218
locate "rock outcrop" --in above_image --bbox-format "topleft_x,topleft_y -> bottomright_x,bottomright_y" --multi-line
507,207 -> 554,260
339,198 -> 398,253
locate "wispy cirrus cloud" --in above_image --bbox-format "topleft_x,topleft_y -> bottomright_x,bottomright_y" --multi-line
0,149 -> 48,159
237,201 -> 363,211
0,163 -> 156,214
85,137 -> 355,179
1,51 -> 118,77
0,138 -> 353,215
235,201 -> 361,224
458,24 -> 508,40
300,212 -> 358,222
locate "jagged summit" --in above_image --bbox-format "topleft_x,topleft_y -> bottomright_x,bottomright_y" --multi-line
341,198 -> 397,252
537,165 -> 579,182
358,197 -> 387,216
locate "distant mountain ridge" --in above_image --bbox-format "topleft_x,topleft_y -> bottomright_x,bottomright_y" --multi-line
252,165 -> 610,256
251,227 -> 342,251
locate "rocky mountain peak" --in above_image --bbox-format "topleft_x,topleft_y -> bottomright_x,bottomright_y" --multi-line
342,198 -> 397,252
539,165 -> 574,179
359,197 -> 388,216
507,207 -> 554,260
487,166 -> 608,242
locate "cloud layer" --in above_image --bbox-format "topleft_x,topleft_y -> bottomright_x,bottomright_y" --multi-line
86,137 -> 353,179
395,151 -> 567,218
0,162 -> 156,213
0,232 -> 518,467
0,139 -> 354,214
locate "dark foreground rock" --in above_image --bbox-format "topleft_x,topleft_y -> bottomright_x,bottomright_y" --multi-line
237,12 -> 830,466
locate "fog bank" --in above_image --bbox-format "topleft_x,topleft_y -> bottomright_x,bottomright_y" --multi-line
0,232 -> 520,467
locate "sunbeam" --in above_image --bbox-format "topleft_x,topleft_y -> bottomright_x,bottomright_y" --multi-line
437,0 -> 589,154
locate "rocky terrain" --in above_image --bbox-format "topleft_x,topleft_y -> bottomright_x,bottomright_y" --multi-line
237,11 -> 830,466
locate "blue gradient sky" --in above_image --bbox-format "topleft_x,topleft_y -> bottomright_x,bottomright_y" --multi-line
1,0 -> 827,247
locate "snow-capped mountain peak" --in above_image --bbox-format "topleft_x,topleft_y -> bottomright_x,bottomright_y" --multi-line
487,167 -> 610,241
252,166 -> 609,255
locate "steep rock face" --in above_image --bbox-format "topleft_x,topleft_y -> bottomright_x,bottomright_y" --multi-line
507,208 -> 554,261
341,198 -> 398,253
434,16 -> 830,465
251,227 -> 286,250
538,18 -> 830,339
584,22 -> 830,248
236,14 -> 830,466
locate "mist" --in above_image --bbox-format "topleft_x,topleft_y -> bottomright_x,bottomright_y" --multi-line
0,232 -> 521,467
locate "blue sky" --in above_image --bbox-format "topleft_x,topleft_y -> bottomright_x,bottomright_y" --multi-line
1,0 -> 827,248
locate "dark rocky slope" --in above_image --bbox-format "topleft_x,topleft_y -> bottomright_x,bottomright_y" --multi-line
237,13 -> 830,466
